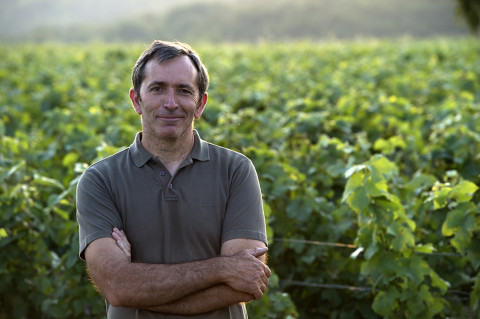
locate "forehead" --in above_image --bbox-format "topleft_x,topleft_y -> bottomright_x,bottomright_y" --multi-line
142,55 -> 198,89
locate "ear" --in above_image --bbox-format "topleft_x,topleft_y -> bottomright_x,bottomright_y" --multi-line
194,93 -> 208,119
129,88 -> 142,115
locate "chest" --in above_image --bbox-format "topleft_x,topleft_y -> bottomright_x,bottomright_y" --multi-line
113,162 -> 229,263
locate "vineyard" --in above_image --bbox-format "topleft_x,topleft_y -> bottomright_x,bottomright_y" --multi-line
1,38 -> 480,318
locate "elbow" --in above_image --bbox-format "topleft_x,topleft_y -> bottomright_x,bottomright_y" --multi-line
88,273 -> 126,307
95,274 -> 129,307
103,288 -> 127,308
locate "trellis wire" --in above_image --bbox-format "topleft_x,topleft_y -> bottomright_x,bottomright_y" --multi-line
272,238 -> 464,257
273,238 -> 470,298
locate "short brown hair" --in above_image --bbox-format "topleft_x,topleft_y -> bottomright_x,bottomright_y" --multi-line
132,40 -> 209,100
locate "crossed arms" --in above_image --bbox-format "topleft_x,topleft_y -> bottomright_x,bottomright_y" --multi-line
84,229 -> 271,315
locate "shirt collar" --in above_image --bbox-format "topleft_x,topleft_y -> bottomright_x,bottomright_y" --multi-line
191,130 -> 210,162
130,132 -> 153,167
130,130 -> 210,168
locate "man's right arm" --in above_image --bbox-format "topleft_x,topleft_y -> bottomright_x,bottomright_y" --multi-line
84,236 -> 270,308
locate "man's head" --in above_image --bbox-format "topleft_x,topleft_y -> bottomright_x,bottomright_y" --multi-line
132,40 -> 209,101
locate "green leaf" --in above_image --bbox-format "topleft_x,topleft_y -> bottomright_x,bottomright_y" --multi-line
342,169 -> 365,202
451,228 -> 472,252
344,164 -> 367,179
376,252 -> 397,278
0,160 -> 26,183
356,223 -> 379,260
373,138 -> 390,153
364,239 -> 379,260
369,155 -> 398,180
365,177 -> 390,199
394,206 -> 416,231
357,223 -> 374,247
406,289 -> 426,315
33,173 -> 65,190
395,256 -> 430,288
62,152 -> 79,167
373,136 -> 406,155
414,243 -> 436,254
441,208 -> 464,237
407,173 -> 437,195
372,287 -> 399,317
387,222 -> 415,252
433,187 -> 451,210
430,270 -> 449,292
451,180 -> 478,203
347,187 -> 370,214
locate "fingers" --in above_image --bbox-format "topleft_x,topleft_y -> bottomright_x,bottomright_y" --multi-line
224,249 -> 272,299
112,228 -> 131,260
253,279 -> 268,300
264,264 -> 272,278
249,247 -> 272,278
250,247 -> 268,258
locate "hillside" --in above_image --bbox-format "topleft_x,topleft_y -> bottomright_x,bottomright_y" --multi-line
0,0 -> 470,42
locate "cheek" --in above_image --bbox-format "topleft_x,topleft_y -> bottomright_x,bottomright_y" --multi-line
180,95 -> 199,106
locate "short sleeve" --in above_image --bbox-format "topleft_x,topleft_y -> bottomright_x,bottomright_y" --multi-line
76,166 -> 123,260
221,159 -> 267,245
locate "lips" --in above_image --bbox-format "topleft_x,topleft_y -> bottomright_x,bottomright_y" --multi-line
155,114 -> 184,120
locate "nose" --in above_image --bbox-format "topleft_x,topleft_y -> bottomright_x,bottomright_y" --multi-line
164,89 -> 178,110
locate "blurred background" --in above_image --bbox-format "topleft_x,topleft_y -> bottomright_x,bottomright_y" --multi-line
0,0 -> 474,43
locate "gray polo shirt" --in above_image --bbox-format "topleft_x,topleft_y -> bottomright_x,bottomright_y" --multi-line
76,130 -> 267,319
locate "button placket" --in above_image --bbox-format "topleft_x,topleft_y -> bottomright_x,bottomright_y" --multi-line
164,175 -> 177,200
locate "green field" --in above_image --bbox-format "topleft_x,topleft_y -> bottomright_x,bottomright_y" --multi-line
1,38 -> 480,318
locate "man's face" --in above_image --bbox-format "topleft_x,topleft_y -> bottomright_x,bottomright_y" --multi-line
130,56 -> 207,142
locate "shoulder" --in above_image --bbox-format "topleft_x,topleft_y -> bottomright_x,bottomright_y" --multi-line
78,148 -> 129,185
203,142 -> 259,181
206,142 -> 251,165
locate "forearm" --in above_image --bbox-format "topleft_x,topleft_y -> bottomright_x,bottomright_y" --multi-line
86,238 -> 229,308
143,284 -> 253,315
111,260 -> 225,307
95,233 -> 271,310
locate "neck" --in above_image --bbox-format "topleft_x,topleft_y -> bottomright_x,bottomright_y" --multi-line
141,131 -> 195,174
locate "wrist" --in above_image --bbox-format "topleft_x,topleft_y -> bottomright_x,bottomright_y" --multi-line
215,255 -> 233,284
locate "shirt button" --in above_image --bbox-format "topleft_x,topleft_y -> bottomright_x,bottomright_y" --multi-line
168,184 -> 173,188
160,171 -> 165,176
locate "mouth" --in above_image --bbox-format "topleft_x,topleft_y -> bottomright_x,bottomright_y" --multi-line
156,114 -> 183,119
156,115 -> 184,123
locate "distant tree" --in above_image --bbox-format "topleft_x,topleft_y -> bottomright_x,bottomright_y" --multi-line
454,0 -> 480,34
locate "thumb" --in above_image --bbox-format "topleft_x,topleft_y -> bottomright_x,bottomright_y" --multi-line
250,247 -> 268,257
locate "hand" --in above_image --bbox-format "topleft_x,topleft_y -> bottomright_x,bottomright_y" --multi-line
112,228 -> 131,261
223,247 -> 271,300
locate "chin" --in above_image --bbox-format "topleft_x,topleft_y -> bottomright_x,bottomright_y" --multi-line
156,127 -> 186,140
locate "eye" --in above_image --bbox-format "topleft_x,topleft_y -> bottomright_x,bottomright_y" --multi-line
150,86 -> 165,94
178,88 -> 193,95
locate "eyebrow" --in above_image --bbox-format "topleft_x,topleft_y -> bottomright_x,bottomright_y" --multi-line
147,81 -> 195,91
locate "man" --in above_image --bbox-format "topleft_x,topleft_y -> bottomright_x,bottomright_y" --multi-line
76,40 -> 270,318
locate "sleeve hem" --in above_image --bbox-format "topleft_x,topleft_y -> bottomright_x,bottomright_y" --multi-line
79,230 -> 114,261
221,230 -> 268,247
